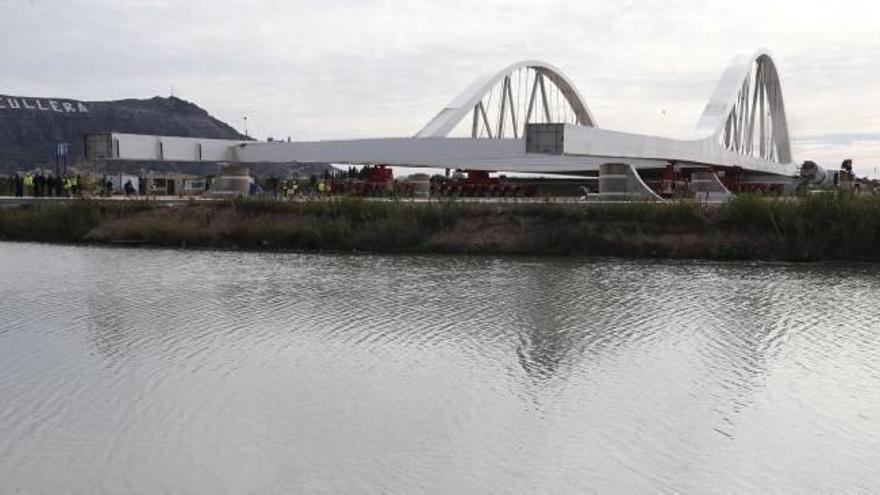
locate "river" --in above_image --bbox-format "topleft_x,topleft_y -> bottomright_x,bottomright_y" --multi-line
1,242 -> 879,492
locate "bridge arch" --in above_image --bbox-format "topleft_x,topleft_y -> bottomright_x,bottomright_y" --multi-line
695,50 -> 792,164
415,60 -> 597,139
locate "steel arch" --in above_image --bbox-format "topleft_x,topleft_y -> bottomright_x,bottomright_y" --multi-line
415,60 -> 597,138
695,49 -> 792,163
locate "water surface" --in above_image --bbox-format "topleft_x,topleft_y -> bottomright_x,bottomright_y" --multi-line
1,242 -> 879,492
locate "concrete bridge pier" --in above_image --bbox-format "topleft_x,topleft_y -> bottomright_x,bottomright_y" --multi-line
598,163 -> 664,201
689,170 -> 733,202
210,163 -> 252,196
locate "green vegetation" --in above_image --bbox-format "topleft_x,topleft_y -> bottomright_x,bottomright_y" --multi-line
713,192 -> 880,260
0,193 -> 878,261
0,200 -> 154,243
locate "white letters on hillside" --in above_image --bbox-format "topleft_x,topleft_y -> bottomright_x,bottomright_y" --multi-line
0,96 -> 90,113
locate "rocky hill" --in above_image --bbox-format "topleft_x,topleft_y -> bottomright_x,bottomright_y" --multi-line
0,94 -> 331,177
0,95 -> 244,170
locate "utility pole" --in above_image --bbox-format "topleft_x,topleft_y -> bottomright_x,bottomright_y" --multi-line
55,143 -> 69,177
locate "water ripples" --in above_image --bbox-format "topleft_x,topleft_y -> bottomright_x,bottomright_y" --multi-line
1,243 -> 880,492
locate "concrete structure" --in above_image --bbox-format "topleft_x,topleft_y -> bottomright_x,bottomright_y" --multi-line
209,164 -> 252,196
85,50 -> 797,199
689,171 -> 734,202
598,163 -> 663,200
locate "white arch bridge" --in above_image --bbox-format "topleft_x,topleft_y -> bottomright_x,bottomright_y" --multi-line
86,50 -> 798,197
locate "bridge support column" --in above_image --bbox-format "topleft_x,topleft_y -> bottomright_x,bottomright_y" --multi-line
208,163 -> 252,197
689,170 -> 733,202
598,163 -> 663,201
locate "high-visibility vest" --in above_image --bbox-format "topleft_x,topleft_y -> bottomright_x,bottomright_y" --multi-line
64,178 -> 72,190
23,175 -> 33,186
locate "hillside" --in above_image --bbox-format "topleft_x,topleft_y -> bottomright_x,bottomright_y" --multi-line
0,94 -> 246,173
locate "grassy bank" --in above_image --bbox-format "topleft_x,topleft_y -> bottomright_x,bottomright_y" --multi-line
1,194 -> 879,261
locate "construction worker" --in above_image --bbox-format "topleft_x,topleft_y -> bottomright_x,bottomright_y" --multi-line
63,176 -> 73,197
23,172 -> 33,196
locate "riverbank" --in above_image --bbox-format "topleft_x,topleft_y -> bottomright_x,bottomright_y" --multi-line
0,194 -> 878,261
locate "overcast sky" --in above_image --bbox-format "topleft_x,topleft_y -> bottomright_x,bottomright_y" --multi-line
2,0 -> 879,174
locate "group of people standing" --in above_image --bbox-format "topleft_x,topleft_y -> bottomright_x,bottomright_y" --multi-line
8,172 -> 80,197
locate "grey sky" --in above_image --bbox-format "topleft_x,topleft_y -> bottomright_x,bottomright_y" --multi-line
3,0 -> 879,173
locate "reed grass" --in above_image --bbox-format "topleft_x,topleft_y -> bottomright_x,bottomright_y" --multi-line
0,200 -> 155,243
0,194 -> 878,260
